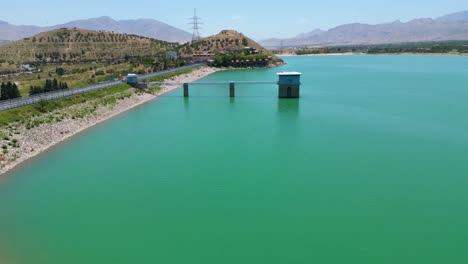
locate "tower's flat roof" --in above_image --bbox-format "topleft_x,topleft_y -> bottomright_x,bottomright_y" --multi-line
277,72 -> 302,76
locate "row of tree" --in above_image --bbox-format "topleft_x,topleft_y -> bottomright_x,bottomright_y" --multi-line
0,82 -> 21,101
29,79 -> 69,95
291,41 -> 468,55
212,54 -> 271,67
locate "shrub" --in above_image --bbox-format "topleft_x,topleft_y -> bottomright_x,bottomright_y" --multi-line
36,99 -> 49,113
56,67 -> 66,76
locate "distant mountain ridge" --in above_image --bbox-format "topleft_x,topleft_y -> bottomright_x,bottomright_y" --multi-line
260,11 -> 468,47
437,11 -> 468,23
0,20 -> 44,42
0,39 -> 10,45
0,17 -> 192,43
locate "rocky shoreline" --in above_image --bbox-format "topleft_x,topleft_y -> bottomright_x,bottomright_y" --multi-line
0,67 -> 220,176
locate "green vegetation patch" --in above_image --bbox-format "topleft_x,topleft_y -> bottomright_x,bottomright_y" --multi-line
287,41 -> 468,55
0,84 -> 133,127
0,66 -> 204,127
213,54 -> 271,67
145,67 -> 202,82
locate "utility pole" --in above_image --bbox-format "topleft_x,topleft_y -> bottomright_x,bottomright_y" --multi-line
189,8 -> 202,43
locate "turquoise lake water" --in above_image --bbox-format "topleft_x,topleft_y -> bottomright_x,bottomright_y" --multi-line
1,56 -> 468,263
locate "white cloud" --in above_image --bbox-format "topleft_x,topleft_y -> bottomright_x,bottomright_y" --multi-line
231,15 -> 242,21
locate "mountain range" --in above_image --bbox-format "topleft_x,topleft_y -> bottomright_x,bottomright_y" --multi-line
260,11 -> 468,47
0,17 -> 192,43
2,11 -> 468,48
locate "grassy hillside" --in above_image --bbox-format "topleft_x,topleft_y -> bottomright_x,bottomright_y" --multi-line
1,62 -> 156,96
1,28 -> 280,69
177,30 -> 282,65
0,28 -> 179,64
0,28 -> 188,95
180,30 -> 270,54
0,66 -> 201,127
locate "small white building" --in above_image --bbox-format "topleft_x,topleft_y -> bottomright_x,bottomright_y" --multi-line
126,73 -> 138,84
21,64 -> 36,72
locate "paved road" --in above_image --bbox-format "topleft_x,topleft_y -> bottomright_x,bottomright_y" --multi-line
0,63 -> 204,112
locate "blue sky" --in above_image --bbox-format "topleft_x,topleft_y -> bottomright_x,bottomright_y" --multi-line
2,0 -> 468,39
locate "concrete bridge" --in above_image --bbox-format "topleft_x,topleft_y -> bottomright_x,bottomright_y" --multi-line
148,81 -> 277,97
147,72 -> 302,98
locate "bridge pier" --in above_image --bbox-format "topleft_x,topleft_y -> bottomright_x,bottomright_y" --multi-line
183,83 -> 189,97
229,82 -> 235,97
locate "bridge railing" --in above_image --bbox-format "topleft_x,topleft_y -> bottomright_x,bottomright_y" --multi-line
137,63 -> 205,81
0,81 -> 121,112
0,63 -> 205,112
148,81 -> 277,86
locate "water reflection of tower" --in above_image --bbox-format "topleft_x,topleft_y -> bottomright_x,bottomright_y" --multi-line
189,9 -> 202,43
277,99 -> 300,145
277,72 -> 301,140
278,99 -> 299,116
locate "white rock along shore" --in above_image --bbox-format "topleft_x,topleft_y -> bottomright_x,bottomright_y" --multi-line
0,67 -> 220,176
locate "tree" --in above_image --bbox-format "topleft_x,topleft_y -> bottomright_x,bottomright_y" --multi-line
56,67 -> 65,76
242,37 -> 248,46
52,79 -> 59,91
0,82 -> 21,100
59,81 -> 68,90
0,82 -> 6,100
44,79 -> 52,92
30,85 -> 43,95
10,83 -> 21,99
5,82 -> 13,99
29,79 -> 68,95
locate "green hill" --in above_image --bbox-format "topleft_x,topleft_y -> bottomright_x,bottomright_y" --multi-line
1,28 -> 282,69
0,28 -> 179,64
177,30 -> 283,66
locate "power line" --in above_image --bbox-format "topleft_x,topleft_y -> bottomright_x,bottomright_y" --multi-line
189,8 -> 202,43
